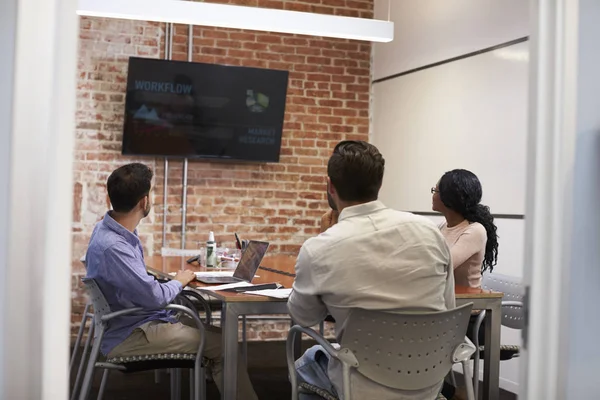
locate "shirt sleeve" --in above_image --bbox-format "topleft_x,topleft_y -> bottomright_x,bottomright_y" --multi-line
287,244 -> 328,327
103,243 -> 182,309
444,260 -> 457,309
449,225 -> 487,269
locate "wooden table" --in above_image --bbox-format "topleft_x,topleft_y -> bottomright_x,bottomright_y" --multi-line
148,255 -> 504,400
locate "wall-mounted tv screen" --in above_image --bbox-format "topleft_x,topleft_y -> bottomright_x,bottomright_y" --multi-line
122,57 -> 289,162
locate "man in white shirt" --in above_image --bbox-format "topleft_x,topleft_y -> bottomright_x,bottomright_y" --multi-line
288,140 -> 455,400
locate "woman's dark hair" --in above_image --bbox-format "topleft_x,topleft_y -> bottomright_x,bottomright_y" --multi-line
107,163 -> 153,213
438,169 -> 498,273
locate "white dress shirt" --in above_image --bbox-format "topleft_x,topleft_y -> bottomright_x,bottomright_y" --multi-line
288,200 -> 455,400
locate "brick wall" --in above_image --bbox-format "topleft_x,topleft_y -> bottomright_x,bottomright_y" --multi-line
72,0 -> 373,339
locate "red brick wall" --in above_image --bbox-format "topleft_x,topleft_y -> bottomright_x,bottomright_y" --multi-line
72,0 -> 373,339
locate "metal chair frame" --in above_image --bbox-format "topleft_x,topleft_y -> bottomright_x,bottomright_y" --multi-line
472,273 -> 525,399
287,303 -> 477,400
75,278 -> 208,400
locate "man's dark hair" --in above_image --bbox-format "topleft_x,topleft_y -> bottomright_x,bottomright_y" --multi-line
107,163 -> 153,213
327,140 -> 385,202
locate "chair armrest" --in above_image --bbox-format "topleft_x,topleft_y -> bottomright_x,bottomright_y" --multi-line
164,304 -> 206,334
286,325 -> 358,400
288,325 -> 342,360
453,336 -> 477,363
180,290 -> 213,325
472,310 -> 486,349
502,301 -> 523,308
472,303 -> 522,346
162,304 -> 207,370
101,307 -> 145,322
164,304 -> 206,372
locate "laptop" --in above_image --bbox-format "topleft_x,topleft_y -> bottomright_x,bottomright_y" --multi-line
195,240 -> 269,284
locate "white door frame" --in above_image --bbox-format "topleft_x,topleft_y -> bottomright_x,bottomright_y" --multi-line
0,0 -> 79,398
523,0 -> 600,398
1,0 -> 596,398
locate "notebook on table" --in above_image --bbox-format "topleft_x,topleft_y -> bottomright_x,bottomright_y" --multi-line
195,240 -> 269,284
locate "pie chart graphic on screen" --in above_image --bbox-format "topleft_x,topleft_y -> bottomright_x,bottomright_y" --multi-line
246,90 -> 269,113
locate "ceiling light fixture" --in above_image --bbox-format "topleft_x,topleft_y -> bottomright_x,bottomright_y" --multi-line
76,0 -> 394,43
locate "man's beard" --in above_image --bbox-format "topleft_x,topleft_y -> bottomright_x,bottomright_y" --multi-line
327,192 -> 337,211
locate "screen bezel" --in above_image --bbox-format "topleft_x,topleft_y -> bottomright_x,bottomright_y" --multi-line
121,57 -> 288,163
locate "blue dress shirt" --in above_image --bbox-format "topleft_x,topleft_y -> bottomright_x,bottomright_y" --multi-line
85,212 -> 182,355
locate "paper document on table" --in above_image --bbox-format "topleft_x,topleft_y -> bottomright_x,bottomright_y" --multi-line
195,271 -> 235,278
199,282 -> 256,291
244,288 -> 292,299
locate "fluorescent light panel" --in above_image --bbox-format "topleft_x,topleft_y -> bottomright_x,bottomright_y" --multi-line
76,0 -> 394,42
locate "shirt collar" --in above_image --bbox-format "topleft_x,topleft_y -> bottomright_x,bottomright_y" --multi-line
102,212 -> 140,247
338,200 -> 387,221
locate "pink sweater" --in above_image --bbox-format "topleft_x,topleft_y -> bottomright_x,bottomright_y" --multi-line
439,220 -> 487,288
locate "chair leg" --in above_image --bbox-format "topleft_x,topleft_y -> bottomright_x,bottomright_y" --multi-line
319,321 -> 325,336
72,321 -> 94,400
198,367 -> 206,400
450,370 -> 457,387
177,368 -> 182,400
242,316 -> 248,367
170,369 -> 176,400
70,303 -> 91,374
287,330 -> 300,400
341,363 -> 351,400
189,369 -> 194,400
78,334 -> 102,400
473,352 -> 481,399
97,369 -> 109,400
170,368 -> 182,400
155,370 -> 161,384
461,361 -> 475,400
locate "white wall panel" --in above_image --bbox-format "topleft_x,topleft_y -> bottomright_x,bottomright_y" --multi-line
372,2 -> 530,394
373,41 -> 529,215
373,0 -> 529,80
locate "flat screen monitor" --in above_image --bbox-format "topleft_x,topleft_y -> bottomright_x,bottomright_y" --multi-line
122,57 -> 289,162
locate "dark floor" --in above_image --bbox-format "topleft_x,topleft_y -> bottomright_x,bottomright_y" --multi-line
71,341 -> 517,400
81,367 -> 289,400
71,340 -> 308,400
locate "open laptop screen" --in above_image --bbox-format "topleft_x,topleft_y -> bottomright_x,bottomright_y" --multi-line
233,240 -> 270,281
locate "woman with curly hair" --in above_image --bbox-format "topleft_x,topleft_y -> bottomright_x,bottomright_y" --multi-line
432,169 -> 499,287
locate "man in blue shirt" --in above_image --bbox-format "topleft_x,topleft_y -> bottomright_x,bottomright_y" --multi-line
85,163 -> 258,400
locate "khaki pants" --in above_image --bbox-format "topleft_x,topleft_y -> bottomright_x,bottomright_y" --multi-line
108,318 -> 258,400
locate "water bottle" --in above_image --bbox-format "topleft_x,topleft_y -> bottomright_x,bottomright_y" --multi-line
206,231 -> 217,268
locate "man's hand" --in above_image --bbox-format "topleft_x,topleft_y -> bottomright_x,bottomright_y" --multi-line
174,270 -> 196,288
320,209 -> 340,233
